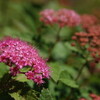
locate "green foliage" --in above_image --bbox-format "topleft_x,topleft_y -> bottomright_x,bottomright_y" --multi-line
10,90 -> 39,100
49,63 -> 61,82
59,71 -> 79,88
0,63 -> 9,78
38,88 -> 54,100
10,93 -> 25,100
51,42 -> 71,60
50,63 -> 79,88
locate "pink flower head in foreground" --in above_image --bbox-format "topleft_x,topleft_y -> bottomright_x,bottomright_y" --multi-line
40,9 -> 81,27
40,9 -> 57,25
81,14 -> 98,29
0,37 -> 50,84
56,9 -> 81,27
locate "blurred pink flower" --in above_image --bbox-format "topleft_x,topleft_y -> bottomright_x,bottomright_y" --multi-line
81,14 -> 98,29
40,9 -> 57,25
56,9 -> 81,27
40,8 -> 81,27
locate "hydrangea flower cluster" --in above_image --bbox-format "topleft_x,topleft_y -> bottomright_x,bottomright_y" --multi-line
0,37 -> 50,84
40,9 -> 81,27
79,93 -> 100,100
81,14 -> 98,29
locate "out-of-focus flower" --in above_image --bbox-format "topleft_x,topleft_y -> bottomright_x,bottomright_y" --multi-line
72,32 -> 89,46
87,25 -> 100,35
72,31 -> 100,58
90,93 -> 100,100
56,9 -> 81,27
0,37 -> 50,84
40,9 -> 57,25
81,14 -> 98,29
40,9 -> 81,27
79,93 -> 100,100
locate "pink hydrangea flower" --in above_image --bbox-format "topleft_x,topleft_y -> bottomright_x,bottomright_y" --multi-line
0,37 -> 50,84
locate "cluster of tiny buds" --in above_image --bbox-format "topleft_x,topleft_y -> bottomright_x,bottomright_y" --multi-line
72,31 -> 100,59
71,32 -> 89,46
40,9 -> 81,27
79,93 -> 100,100
0,37 -> 50,84
81,14 -> 99,29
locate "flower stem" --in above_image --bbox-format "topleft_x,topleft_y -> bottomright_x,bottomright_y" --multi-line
75,62 -> 87,81
66,61 -> 88,100
56,27 -> 62,42
48,27 -> 62,61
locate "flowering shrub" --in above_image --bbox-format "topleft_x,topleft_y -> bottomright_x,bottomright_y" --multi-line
0,1 -> 100,99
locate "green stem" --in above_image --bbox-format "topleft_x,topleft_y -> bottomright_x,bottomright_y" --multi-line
75,63 -> 87,81
67,61 -> 88,100
56,27 -> 62,42
48,27 -> 62,61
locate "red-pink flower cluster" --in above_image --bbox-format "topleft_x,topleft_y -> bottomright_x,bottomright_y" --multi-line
40,9 -> 81,27
81,14 -> 98,29
79,93 -> 100,100
87,25 -> 100,34
72,31 -> 100,58
0,37 -> 50,84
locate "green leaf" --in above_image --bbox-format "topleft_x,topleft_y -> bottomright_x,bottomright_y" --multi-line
38,88 -> 54,100
9,93 -> 25,100
64,42 -> 79,52
0,63 -> 9,78
59,78 -> 78,88
9,90 -> 38,100
52,42 -> 71,60
49,63 -> 61,82
49,63 -> 78,88
59,71 -> 79,88
14,74 -> 28,82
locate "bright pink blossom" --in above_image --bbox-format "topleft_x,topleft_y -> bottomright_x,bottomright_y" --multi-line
0,37 -> 50,84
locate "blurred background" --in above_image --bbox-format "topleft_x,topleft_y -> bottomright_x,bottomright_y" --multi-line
0,0 -> 100,41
